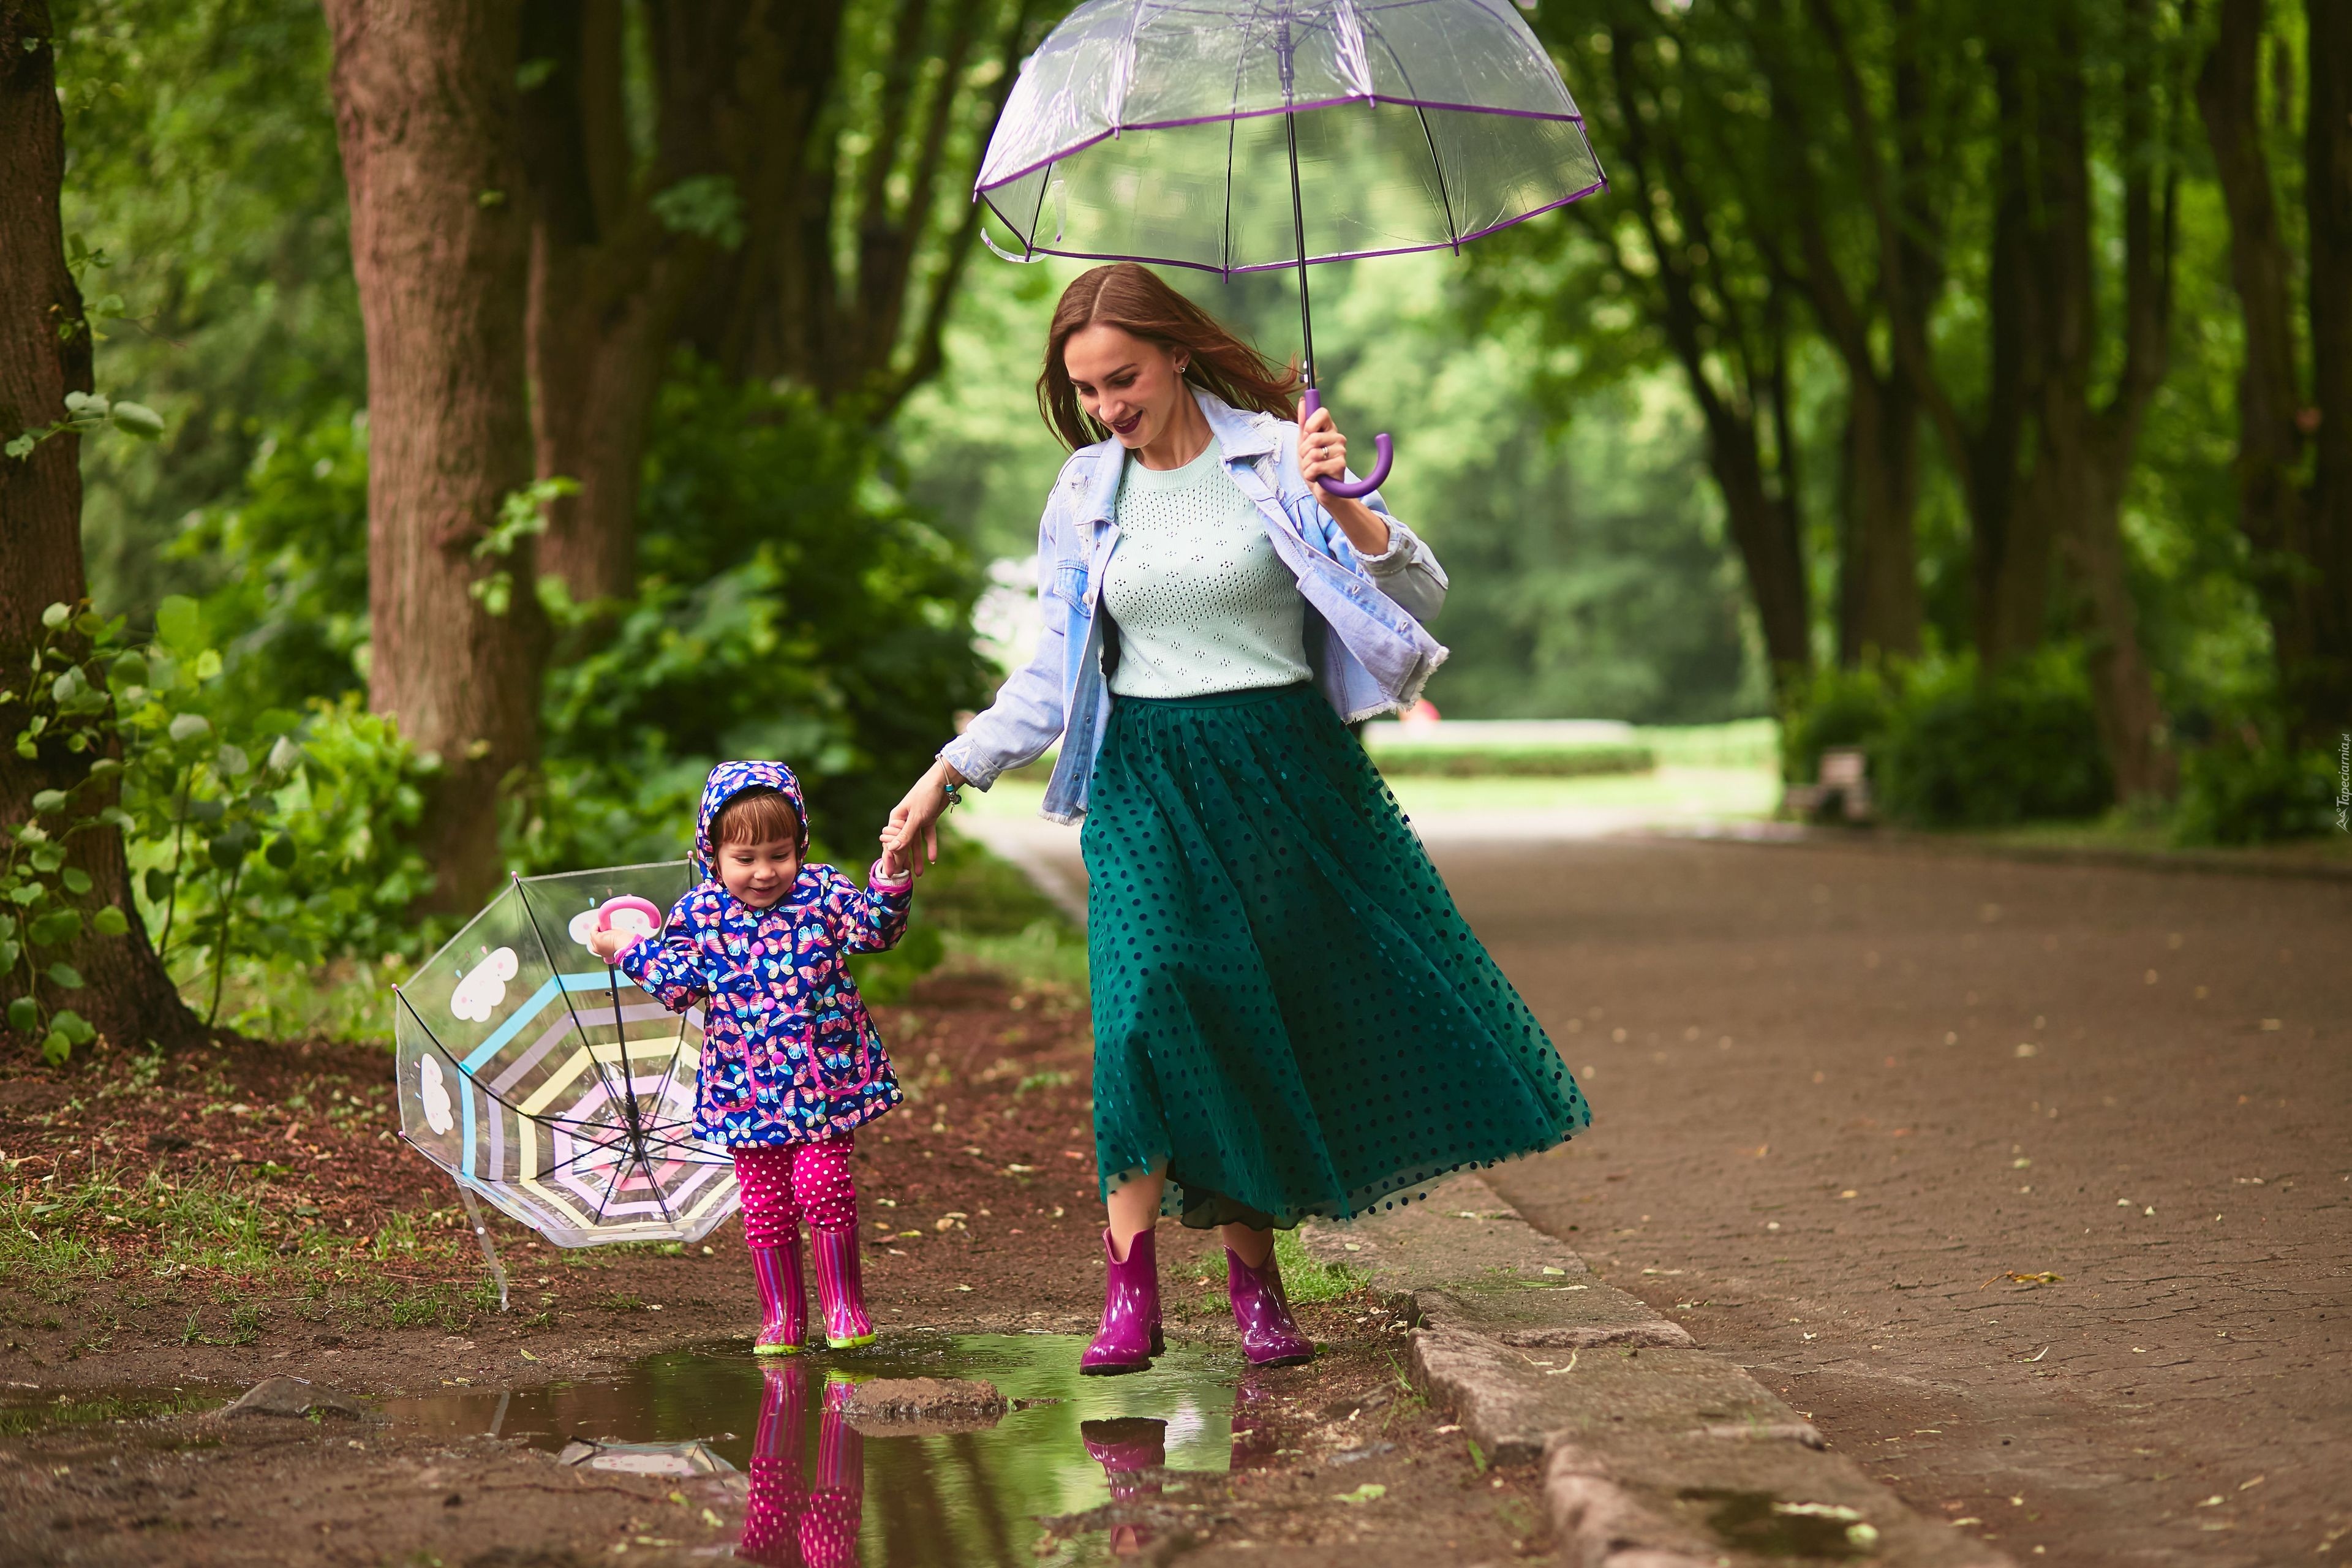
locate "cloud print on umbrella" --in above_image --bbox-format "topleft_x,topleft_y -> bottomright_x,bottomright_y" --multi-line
393,864 -> 739,1249
449,946 -> 519,1022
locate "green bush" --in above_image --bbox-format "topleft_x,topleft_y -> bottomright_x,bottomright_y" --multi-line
2173,727 -> 2342,845
1872,654 -> 2111,828
1777,652 -> 2111,829
2,593 -> 434,1059
1777,664 -> 1895,785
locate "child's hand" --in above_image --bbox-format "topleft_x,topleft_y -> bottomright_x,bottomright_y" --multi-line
587,927 -> 636,963
877,835 -> 911,883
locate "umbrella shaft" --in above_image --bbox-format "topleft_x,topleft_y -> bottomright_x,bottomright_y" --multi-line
1285,107 -> 1316,390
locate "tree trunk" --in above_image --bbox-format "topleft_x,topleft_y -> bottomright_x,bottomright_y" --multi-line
1709,412 -> 1815,692
2304,0 -> 2352,731
323,0 -> 543,913
518,0 -> 677,608
2030,2 -> 2177,802
1836,371 -> 1924,665
1967,50 -> 2059,668
2198,0 -> 2326,730
0,0 -> 202,1050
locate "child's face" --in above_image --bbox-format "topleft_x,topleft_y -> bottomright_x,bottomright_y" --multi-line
717,834 -> 801,908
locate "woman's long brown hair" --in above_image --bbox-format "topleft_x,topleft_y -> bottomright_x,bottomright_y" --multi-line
1038,263 -> 1299,450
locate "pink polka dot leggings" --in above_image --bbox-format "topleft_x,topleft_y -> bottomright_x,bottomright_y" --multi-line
733,1137 -> 858,1247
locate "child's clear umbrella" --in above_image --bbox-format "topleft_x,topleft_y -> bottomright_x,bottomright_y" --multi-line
973,0 -> 1606,493
391,864 -> 738,1261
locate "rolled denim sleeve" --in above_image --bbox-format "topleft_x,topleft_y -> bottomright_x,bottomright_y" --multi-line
1352,516 -> 1449,625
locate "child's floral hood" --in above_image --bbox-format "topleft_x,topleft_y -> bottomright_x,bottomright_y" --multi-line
691,760 -> 809,880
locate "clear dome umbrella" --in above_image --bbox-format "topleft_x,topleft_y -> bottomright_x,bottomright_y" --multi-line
974,0 -> 1606,494
392,863 -> 739,1300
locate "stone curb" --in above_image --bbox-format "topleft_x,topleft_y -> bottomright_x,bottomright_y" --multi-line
1301,1176 -> 2011,1568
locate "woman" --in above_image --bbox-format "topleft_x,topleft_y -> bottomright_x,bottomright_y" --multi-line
887,263 -> 1588,1374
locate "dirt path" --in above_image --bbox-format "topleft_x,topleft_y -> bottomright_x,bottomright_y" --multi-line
1434,835 -> 2352,1568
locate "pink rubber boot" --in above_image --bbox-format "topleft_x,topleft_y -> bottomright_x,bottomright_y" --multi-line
736,1362 -> 811,1565
735,1146 -> 808,1355
749,1238 -> 809,1355
1080,1227 -> 1163,1376
793,1137 -> 874,1349
802,1376 -> 865,1566
810,1226 -> 874,1349
1226,1241 -> 1313,1366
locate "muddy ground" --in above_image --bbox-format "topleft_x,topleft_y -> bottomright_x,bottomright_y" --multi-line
2,967 -> 1548,1566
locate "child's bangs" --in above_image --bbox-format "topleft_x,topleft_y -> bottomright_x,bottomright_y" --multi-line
715,788 -> 801,848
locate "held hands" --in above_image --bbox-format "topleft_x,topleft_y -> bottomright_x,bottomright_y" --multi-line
876,837 -> 911,883
1297,405 -> 1391,556
883,759 -> 964,877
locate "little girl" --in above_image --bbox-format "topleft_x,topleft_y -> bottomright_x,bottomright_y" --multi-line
589,760 -> 912,1354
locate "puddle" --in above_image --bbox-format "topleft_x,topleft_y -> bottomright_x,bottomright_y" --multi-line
1679,1487 -> 1877,1559
382,1333 -> 1242,1564
0,1384 -> 224,1439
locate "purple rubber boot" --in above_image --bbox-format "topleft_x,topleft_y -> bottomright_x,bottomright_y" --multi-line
750,1238 -> 808,1355
1080,1227 -> 1164,1376
1227,1242 -> 1313,1367
810,1225 -> 874,1349
1083,1416 -> 1169,1555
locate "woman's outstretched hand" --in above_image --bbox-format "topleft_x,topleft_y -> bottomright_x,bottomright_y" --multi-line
883,758 -> 965,876
1298,404 -> 1391,556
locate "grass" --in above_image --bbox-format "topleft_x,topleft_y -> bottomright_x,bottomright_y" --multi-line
1,1165 -> 469,1283
1273,1227 -> 1365,1305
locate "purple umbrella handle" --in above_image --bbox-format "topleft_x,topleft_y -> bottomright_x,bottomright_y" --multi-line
1300,389 -> 1393,499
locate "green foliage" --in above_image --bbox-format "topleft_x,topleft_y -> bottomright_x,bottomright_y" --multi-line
1,594 -> 432,1058
1872,656 -> 2111,829
518,360 -> 992,872
55,0 -> 362,614
2173,726 -> 2343,846
472,477 -> 576,617
4,388 -> 166,459
167,411 -> 371,717
1780,653 -> 2112,829
1,604 -> 129,1063
116,595 -> 436,1028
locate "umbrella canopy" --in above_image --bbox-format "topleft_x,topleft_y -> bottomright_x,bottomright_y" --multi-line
393,863 -> 737,1248
974,0 -> 1605,274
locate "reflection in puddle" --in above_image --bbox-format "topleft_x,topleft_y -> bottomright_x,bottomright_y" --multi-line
382,1333 -> 1240,1564
0,1385 -> 224,1439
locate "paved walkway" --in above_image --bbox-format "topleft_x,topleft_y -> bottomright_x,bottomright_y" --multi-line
1450,837 -> 2351,1568
957,805 -> 2352,1566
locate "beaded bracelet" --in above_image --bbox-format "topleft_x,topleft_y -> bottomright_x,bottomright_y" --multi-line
941,778 -> 963,812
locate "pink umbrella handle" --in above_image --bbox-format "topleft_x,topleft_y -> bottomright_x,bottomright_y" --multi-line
596,895 -> 665,936
1300,389 -> 1393,499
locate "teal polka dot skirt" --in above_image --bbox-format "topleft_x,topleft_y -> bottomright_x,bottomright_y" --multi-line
1080,682 -> 1590,1230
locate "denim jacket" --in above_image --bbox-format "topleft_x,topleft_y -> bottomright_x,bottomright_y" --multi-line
940,387 -> 1450,824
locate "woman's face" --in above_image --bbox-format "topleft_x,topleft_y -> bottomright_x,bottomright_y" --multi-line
1063,324 -> 1188,450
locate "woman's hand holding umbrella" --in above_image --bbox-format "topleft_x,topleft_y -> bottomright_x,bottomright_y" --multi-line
1297,402 -> 1390,557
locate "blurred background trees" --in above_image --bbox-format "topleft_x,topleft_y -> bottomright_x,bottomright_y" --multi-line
4,0 -> 2345,1048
